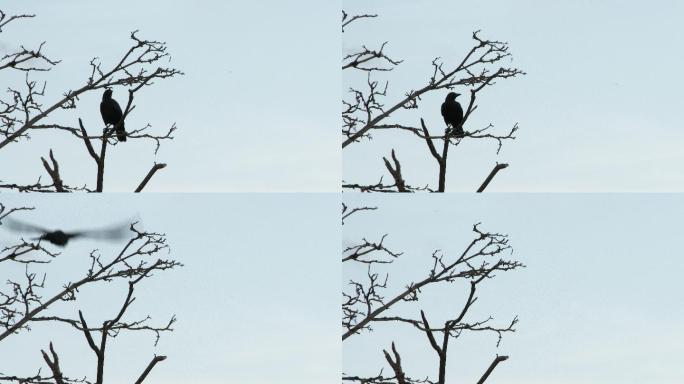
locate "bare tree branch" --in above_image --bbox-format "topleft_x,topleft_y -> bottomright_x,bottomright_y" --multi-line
135,163 -> 167,192
342,204 -> 378,225
344,207 -> 523,384
1,12 -> 182,192
382,342 -> 407,384
134,355 -> 167,384
342,11 -> 378,32
40,342 -> 66,384
382,149 -> 407,192
40,149 -> 65,192
1,207 -> 180,383
343,234 -> 402,264
0,223 -> 180,342
477,163 -> 509,192
477,355 -> 509,384
343,12 -> 523,192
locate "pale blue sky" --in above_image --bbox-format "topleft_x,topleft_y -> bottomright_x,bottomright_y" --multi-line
0,1 -> 339,191
0,194 -> 339,383
343,0 -> 684,191
343,194 -> 684,383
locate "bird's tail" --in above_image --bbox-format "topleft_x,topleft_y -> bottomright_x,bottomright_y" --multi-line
116,122 -> 127,142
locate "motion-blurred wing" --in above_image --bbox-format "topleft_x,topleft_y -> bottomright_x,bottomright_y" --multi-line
74,221 -> 131,241
2,218 -> 49,234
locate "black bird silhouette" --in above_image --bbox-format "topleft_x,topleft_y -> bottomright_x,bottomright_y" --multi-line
441,92 -> 464,137
3,218 -> 129,247
100,88 -> 127,142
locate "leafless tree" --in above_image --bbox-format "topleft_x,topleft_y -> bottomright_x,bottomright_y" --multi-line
342,205 -> 524,384
0,203 -> 181,383
342,11 -> 524,192
0,9 -> 182,192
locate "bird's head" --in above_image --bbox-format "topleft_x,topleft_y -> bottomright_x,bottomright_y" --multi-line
103,88 -> 113,100
446,92 -> 461,100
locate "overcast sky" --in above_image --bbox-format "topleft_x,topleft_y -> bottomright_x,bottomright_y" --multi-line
0,1 -> 339,192
4,1 -> 683,192
343,194 -> 684,383
343,0 -> 684,191
0,194 -> 339,384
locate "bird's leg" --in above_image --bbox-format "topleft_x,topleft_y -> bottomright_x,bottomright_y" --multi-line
102,125 -> 117,141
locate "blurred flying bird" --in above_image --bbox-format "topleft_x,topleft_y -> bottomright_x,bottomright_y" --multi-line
100,88 -> 127,142
2,218 -> 130,247
441,92 -> 464,137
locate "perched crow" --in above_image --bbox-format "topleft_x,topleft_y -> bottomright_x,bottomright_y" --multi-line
3,218 -> 129,247
100,88 -> 127,142
441,92 -> 464,137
